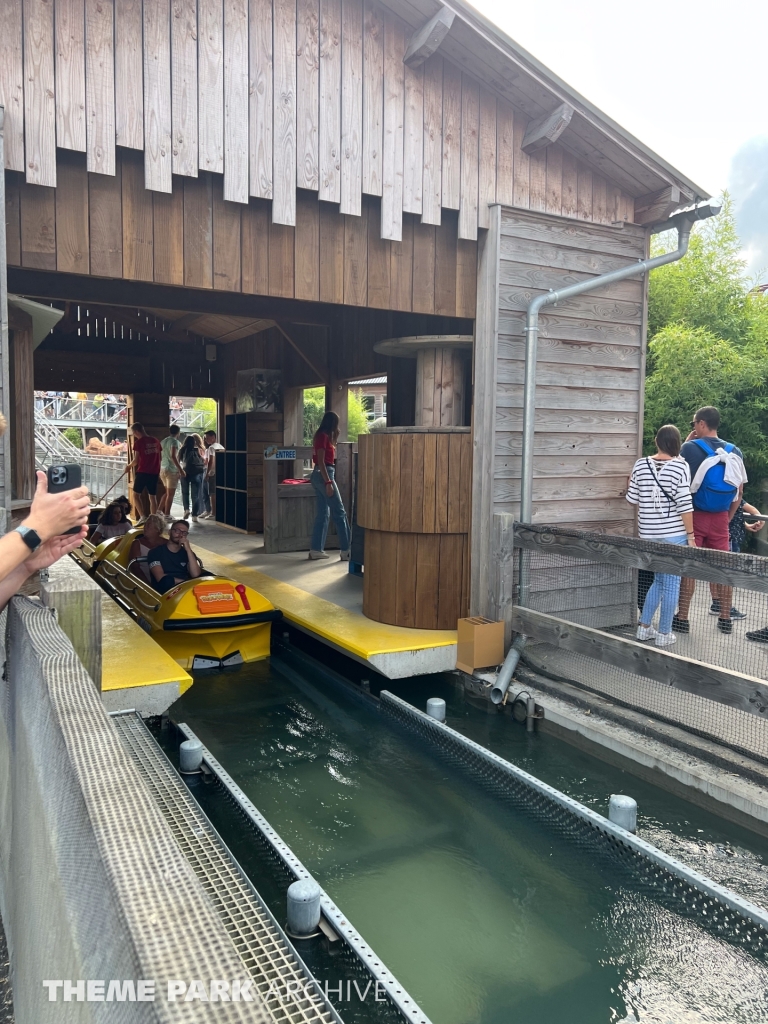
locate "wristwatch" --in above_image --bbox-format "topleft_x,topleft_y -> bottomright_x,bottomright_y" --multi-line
15,525 -> 42,552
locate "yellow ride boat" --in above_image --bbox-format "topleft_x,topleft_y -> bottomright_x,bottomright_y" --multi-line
78,529 -> 282,670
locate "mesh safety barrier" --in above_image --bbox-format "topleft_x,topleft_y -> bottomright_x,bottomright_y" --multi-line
511,524 -> 768,761
0,597 -> 269,1024
379,691 -> 768,960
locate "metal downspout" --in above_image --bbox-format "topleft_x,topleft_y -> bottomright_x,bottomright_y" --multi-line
491,204 -> 720,706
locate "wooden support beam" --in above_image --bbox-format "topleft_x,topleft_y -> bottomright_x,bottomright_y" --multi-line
510,605 -> 767,720
634,185 -> 693,226
521,102 -> 573,155
273,322 -> 328,384
403,7 -> 454,69
513,524 -> 768,596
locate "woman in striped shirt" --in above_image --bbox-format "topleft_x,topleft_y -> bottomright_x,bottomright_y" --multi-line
626,424 -> 696,647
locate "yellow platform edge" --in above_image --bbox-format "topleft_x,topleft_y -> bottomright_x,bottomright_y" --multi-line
194,546 -> 457,661
101,594 -> 193,694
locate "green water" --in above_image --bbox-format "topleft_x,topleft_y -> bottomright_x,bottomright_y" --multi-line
165,657 -> 768,1024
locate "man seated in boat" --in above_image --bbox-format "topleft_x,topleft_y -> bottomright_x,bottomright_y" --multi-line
148,520 -> 205,594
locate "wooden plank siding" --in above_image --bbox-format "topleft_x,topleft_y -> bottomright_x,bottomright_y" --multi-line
7,0 -> 641,245
7,149 -> 477,319
491,206 -> 646,536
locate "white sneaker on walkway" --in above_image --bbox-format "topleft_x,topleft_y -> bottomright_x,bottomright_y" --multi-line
636,625 -> 656,641
339,549 -> 351,561
308,550 -> 330,560
191,516 -> 199,523
655,632 -> 677,647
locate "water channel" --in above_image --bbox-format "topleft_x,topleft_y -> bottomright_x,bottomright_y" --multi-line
161,653 -> 768,1024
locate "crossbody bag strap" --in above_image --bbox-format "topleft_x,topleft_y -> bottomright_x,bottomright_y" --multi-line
646,457 -> 677,514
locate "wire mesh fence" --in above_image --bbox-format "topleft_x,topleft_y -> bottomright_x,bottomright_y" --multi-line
510,523 -> 768,761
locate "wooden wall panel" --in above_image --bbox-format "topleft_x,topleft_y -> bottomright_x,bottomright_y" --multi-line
339,0 -> 362,216
183,173 -> 213,287
421,53 -> 442,226
171,0 -> 198,178
273,0 -> 297,225
4,173 -> 22,266
269,222 -> 295,297
20,181 -> 56,269
55,0 -> 86,153
381,17 -> 405,241
24,0 -> 57,187
241,199 -> 270,294
434,211 -> 457,316
402,62 -> 423,216
458,75 -> 479,240
390,214 -> 413,311
122,152 -> 153,280
512,113 -> 529,209
495,99 -> 514,207
441,60 -> 461,211
296,0 -> 319,191
55,152 -> 89,273
412,221 -> 435,314
213,187 -> 242,289
0,0 -> 24,171
343,203 -> 368,305
153,186 -> 184,285
88,162 -> 122,276
367,198 -> 390,307
224,0 -> 249,203
478,89 -> 496,229
143,0 -> 172,192
85,0 -> 114,176
545,146 -> 562,217
362,0 -> 383,197
198,0 -> 224,174
295,189 -> 320,300
249,0 -> 273,199
319,200 -> 344,303
115,0 -> 143,150
319,0 -> 342,203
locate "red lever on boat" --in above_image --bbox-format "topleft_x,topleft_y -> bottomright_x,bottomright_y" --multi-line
235,584 -> 251,610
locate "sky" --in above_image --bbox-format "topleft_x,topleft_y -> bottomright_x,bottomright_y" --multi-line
473,0 -> 767,281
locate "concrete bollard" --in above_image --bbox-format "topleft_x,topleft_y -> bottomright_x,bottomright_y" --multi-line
426,697 -> 446,722
179,738 -> 203,773
609,794 -> 637,833
287,879 -> 322,937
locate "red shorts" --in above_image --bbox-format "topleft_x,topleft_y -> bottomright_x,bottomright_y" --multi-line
692,509 -> 730,551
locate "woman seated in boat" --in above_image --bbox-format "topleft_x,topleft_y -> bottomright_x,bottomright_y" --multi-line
91,501 -> 132,544
148,519 -> 207,594
127,513 -> 166,583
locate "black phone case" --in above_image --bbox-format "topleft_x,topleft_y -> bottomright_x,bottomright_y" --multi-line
47,465 -> 84,533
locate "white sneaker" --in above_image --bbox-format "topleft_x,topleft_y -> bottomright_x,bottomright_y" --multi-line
183,511 -> 190,520
339,549 -> 351,561
308,549 -> 330,560
655,632 -> 677,647
191,516 -> 199,523
636,625 -> 657,641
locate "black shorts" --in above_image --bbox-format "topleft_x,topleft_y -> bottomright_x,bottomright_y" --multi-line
133,472 -> 159,495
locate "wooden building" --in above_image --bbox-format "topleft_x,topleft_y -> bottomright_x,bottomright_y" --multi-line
0,0 -> 707,622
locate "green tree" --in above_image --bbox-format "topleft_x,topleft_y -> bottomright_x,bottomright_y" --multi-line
193,397 -> 218,434
63,426 -> 83,449
302,386 -> 371,444
644,195 -> 768,503
347,388 -> 369,442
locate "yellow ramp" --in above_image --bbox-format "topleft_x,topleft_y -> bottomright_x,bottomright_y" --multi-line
195,546 -> 457,679
101,593 -> 192,711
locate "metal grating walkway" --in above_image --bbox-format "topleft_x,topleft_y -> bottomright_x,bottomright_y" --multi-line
112,712 -> 342,1024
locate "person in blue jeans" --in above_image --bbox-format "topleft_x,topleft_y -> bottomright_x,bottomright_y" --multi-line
625,424 -> 696,647
309,411 -> 350,560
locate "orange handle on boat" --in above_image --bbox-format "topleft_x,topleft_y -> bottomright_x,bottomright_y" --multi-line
235,584 -> 250,610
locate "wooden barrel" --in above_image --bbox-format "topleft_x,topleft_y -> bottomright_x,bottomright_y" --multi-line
357,428 -> 470,629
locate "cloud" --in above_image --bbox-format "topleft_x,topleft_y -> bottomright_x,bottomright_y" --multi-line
729,136 -> 768,283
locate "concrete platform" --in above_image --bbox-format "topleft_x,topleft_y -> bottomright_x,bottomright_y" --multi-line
100,593 -> 193,715
185,520 -> 457,678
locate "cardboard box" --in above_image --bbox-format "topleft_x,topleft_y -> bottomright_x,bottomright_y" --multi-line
456,617 -> 505,674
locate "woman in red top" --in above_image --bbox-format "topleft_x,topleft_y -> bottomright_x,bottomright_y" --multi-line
309,412 -> 351,560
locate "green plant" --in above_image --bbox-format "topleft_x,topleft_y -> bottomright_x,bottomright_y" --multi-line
193,396 -> 218,434
63,426 -> 83,449
302,386 -> 371,444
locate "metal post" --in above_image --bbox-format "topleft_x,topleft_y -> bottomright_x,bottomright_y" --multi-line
0,106 -> 12,524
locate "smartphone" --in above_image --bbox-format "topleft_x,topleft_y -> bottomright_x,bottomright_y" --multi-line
47,464 -> 85,534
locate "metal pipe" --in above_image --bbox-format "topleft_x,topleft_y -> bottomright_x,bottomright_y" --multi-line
518,204 -> 721,605
490,634 -> 527,704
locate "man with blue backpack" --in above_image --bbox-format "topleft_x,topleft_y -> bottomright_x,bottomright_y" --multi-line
673,406 -> 748,635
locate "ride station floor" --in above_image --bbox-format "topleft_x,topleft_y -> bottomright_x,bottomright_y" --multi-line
185,517 -> 457,679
